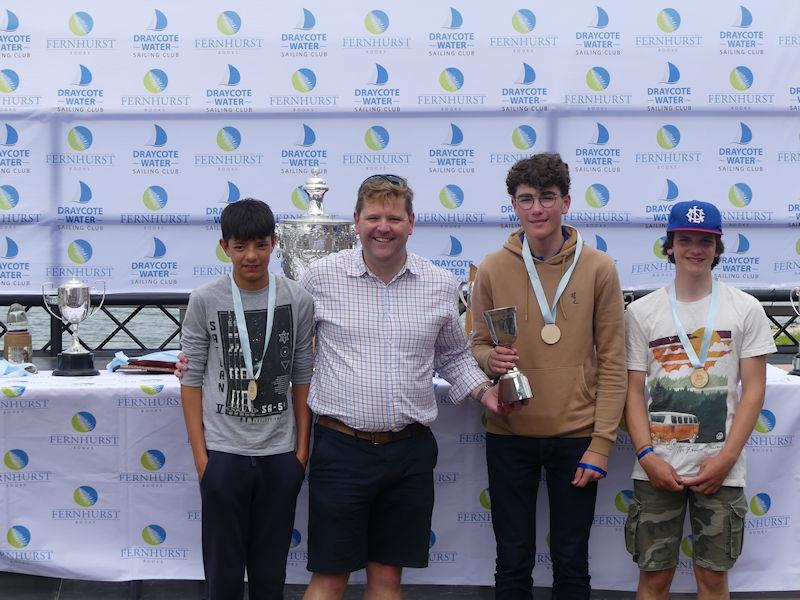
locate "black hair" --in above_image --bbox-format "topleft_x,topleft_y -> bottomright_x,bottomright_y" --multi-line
220,198 -> 276,241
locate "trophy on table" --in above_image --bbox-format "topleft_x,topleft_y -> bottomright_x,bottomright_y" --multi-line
483,306 -> 533,405
277,168 -> 358,280
42,279 -> 105,376
790,287 -> 800,377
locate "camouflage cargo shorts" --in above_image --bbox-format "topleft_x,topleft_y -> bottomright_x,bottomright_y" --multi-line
624,479 -> 747,572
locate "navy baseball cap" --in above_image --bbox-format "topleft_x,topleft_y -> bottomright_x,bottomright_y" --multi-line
666,200 -> 722,235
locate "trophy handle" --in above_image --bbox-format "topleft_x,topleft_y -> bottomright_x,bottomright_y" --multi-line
41,283 -> 66,323
88,281 -> 107,318
791,288 -> 800,317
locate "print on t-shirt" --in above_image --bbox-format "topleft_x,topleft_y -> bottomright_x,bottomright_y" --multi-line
647,326 -> 732,445
216,304 -> 294,419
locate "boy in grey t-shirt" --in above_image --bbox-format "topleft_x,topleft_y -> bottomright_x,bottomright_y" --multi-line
180,199 -> 314,600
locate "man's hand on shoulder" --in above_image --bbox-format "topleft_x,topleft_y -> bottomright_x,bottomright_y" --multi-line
175,351 -> 188,379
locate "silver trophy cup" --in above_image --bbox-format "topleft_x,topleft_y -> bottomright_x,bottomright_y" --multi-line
790,288 -> 800,376
483,306 -> 533,405
277,168 -> 358,280
42,278 -> 106,376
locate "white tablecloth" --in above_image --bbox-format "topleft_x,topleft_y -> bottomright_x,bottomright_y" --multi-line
1,369 -> 798,592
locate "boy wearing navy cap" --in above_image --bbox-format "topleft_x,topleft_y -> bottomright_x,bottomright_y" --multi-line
623,201 -> 775,599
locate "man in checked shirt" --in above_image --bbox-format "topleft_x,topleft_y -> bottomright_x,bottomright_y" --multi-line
299,174 -> 512,600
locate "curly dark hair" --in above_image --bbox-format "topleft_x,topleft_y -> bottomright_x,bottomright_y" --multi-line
506,153 -> 570,197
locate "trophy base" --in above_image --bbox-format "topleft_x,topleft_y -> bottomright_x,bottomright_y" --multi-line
53,352 -> 99,377
499,369 -> 533,405
790,352 -> 800,377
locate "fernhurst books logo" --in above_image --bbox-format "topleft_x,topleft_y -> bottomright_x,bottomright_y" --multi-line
291,186 -> 310,210
67,239 -> 93,264
748,408 -> 794,451
343,9 -> 409,51
565,66 -> 630,108
730,66 -> 754,91
4,448 -> 27,470
653,236 -> 668,259
122,524 -> 189,560
364,125 -> 389,151
141,449 -> 166,471
143,185 -> 168,210
428,529 -> 457,563
217,11 -> 241,36
143,524 -> 166,545
656,8 -> 680,33
0,68 -> 19,93
586,67 -> 609,91
72,410 -> 96,432
1,384 -> 24,397
121,67 -> 190,109
439,67 -> 464,92
7,524 -> 29,547
73,485 -> 98,507
614,489 -> 633,513
585,183 -> 610,208
67,126 -> 92,151
728,182 -> 752,207
217,126 -> 241,151
291,68 -> 316,93
512,9 -> 536,34
511,125 -> 536,150
490,8 -> 557,50
140,383 -> 165,396
365,10 -> 389,35
657,124 -> 680,149
69,12 -> 93,37
0,184 -> 18,209
216,244 -> 231,263
439,184 -> 464,209
745,492 -> 790,532
144,68 -> 168,93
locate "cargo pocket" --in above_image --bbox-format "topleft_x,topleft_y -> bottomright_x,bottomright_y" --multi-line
625,498 -> 642,561
727,495 -> 747,560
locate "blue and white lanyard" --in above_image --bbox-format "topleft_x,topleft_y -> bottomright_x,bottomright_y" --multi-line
229,273 -> 277,389
667,280 -> 719,370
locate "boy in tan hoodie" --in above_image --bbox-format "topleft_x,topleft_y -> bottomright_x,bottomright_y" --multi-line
471,153 -> 627,600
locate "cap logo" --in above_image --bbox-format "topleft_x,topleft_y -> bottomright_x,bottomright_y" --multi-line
686,206 -> 705,224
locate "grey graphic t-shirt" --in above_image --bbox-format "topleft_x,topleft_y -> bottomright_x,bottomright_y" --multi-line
181,274 -> 314,456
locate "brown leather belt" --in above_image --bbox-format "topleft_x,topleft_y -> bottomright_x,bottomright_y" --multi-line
317,415 -> 424,445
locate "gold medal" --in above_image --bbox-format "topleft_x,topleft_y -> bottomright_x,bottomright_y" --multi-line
247,380 -> 258,401
690,368 -> 709,389
541,323 -> 561,345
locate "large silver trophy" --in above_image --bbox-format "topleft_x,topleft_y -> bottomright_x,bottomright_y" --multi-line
483,306 -> 533,405
42,279 -> 105,376
277,168 -> 358,280
791,288 -> 800,376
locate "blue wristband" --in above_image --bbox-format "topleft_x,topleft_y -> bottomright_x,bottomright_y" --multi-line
577,462 -> 607,477
637,447 -> 654,461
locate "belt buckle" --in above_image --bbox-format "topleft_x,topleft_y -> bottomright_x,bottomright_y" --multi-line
369,431 -> 380,445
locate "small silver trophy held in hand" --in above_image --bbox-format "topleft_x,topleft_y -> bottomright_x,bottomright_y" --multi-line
790,288 -> 800,377
483,306 -> 533,405
42,278 -> 106,376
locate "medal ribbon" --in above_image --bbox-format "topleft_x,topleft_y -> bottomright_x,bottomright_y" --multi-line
521,228 -> 583,326
668,280 -> 719,370
229,273 -> 277,388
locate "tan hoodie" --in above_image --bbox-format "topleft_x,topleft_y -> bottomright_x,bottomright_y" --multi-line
471,227 -> 626,456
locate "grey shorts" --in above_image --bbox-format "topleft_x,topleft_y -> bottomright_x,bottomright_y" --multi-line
624,479 -> 747,572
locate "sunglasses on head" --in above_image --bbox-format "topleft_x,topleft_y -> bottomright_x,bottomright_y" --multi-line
360,174 -> 407,187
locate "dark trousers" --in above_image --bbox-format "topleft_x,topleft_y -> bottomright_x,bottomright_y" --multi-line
486,434 -> 597,600
200,449 -> 305,600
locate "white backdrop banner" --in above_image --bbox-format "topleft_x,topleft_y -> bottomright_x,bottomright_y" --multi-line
0,368 -> 799,591
0,1 -> 796,291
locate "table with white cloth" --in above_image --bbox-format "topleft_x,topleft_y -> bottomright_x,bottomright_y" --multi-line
0,368 -> 798,592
